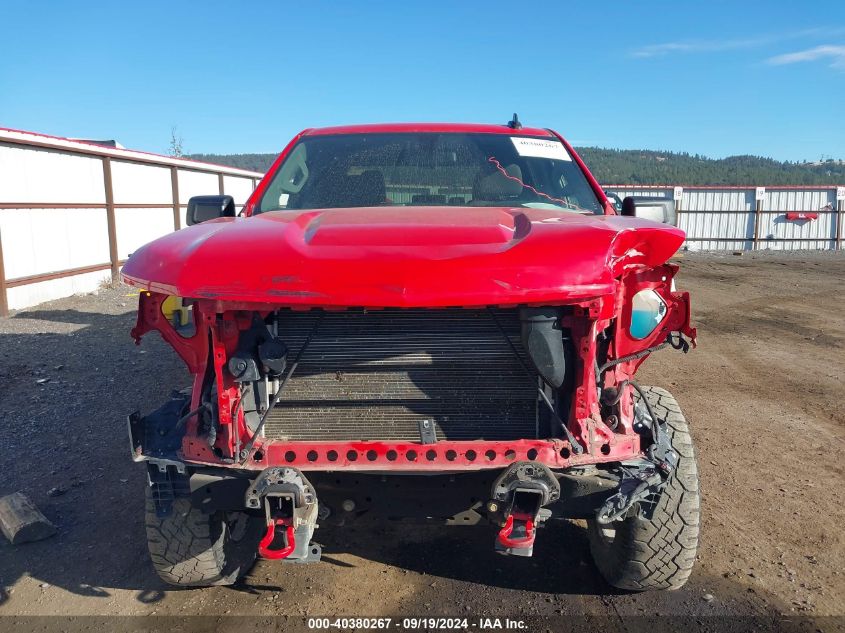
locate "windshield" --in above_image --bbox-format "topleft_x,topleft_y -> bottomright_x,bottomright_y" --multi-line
257,133 -> 603,214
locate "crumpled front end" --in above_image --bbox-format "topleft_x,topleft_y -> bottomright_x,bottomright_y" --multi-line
126,241 -> 695,474
125,207 -> 695,567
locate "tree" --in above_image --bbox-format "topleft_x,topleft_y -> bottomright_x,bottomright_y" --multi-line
169,126 -> 184,158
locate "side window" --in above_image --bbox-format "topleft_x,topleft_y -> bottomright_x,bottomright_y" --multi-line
550,161 -> 601,211
260,143 -> 309,212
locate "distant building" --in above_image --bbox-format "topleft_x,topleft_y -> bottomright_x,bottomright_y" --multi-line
69,139 -> 126,149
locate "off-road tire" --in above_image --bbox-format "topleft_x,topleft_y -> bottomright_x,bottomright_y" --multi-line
144,486 -> 260,587
587,386 -> 700,591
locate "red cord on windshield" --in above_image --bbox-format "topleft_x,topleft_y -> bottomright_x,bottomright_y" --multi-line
487,156 -> 579,210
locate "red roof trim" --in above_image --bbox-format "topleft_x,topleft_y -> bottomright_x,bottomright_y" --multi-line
303,122 -> 555,137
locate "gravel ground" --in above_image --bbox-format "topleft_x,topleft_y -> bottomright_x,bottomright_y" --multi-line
0,251 -> 843,630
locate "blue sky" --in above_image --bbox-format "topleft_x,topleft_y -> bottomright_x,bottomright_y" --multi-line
1,0 -> 843,161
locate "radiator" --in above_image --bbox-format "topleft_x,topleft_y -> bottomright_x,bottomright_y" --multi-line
263,308 -> 541,441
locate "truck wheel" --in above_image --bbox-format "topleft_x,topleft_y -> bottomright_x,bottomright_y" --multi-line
587,386 -> 700,591
144,486 -> 261,587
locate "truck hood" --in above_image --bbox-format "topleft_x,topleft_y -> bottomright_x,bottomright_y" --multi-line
121,206 -> 685,307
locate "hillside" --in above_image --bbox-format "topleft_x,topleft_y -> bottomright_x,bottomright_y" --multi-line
188,148 -> 845,185
575,149 -> 845,185
189,153 -> 276,173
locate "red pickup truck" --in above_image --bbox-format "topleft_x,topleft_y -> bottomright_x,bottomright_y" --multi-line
122,120 -> 699,591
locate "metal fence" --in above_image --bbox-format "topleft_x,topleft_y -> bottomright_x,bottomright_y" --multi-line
0,128 -> 263,316
606,185 -> 844,252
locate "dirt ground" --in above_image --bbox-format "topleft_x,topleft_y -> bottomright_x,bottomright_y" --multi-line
0,251 -> 843,629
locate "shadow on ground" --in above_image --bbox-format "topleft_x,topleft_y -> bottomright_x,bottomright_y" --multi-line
0,305 -> 185,604
317,519 -> 610,595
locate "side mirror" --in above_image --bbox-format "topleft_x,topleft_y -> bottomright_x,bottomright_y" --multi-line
604,191 -> 624,213
186,195 -> 236,226
621,196 -> 677,226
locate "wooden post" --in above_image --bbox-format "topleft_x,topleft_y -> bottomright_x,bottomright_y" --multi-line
0,226 -> 8,317
171,166 -> 181,231
102,158 -> 119,282
218,172 -> 225,195
0,492 -> 56,545
836,187 -> 844,250
673,186 -> 683,227
752,187 -> 765,251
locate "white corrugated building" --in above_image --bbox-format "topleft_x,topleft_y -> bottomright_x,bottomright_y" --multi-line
0,127 -> 263,315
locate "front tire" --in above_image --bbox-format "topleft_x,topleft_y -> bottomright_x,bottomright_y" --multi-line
144,486 -> 260,587
587,386 -> 700,591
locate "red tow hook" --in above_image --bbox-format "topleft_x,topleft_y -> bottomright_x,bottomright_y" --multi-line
258,518 -> 296,559
497,513 -> 535,550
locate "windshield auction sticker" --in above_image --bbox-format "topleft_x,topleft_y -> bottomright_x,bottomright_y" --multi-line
510,137 -> 571,160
